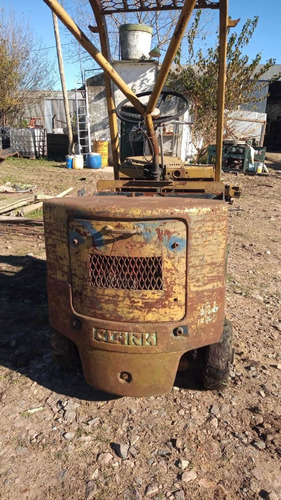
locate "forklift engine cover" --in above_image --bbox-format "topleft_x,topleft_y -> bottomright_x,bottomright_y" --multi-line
44,194 -> 228,397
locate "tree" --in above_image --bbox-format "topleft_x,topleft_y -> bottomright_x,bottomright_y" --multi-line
168,13 -> 281,160
0,38 -> 21,126
0,9 -> 56,126
62,0 -> 214,79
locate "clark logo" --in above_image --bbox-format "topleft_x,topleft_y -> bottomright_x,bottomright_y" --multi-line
93,329 -> 157,346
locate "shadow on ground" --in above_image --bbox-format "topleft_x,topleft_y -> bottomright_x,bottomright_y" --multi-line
0,255 -> 117,402
267,163 -> 281,171
0,255 -> 202,399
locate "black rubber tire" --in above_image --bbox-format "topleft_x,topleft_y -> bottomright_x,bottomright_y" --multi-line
50,329 -> 82,372
202,318 -> 233,390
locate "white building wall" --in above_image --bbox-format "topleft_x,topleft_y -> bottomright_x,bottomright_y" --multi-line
226,109 -> 267,144
112,61 -> 158,108
87,61 -> 158,142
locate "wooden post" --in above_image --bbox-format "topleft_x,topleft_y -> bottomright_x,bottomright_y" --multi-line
44,0 -> 145,116
52,11 -> 74,154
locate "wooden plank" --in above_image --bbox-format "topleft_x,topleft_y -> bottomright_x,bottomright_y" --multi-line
0,195 -> 35,214
21,202 -> 43,215
0,148 -> 19,161
0,216 -> 44,225
0,187 -> 73,215
35,187 -> 73,200
20,187 -> 73,215
55,187 -> 74,197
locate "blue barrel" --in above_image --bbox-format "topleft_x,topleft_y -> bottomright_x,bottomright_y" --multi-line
66,154 -> 74,169
86,153 -> 102,169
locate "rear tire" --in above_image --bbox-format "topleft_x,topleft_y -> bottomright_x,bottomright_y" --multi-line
50,329 -> 82,372
202,318 -> 233,390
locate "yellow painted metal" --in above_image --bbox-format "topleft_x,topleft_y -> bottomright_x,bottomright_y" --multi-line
123,156 -> 184,167
44,195 -> 227,346
43,0 -> 231,188
43,0 -> 145,116
166,165 -> 214,180
215,0 -> 228,182
143,113 -> 160,180
118,165 -> 150,179
119,163 -> 214,180
225,184 -> 242,199
97,179 -> 225,194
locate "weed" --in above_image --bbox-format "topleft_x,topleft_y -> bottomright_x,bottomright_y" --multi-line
233,231 -> 246,238
226,273 -> 236,283
21,411 -> 30,418
11,377 -> 20,385
25,208 -> 43,218
76,427 -> 85,438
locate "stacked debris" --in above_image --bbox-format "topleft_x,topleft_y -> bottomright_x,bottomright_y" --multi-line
0,184 -> 73,225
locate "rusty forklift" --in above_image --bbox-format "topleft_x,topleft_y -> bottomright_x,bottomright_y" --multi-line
43,0 -> 240,397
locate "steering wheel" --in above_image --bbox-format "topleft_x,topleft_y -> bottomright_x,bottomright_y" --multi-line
116,90 -> 188,125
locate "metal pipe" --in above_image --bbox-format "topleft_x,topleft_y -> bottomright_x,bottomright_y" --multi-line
215,0 -> 228,182
43,0 -> 145,117
159,125 -> 165,173
146,0 -> 197,115
144,114 -> 161,181
104,81 -> 120,177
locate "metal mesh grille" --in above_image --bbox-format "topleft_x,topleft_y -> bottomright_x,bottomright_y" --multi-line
89,254 -> 163,290
99,0 -> 219,14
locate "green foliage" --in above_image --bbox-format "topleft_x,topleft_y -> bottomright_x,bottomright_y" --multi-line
0,37 -> 22,125
168,13 -> 280,160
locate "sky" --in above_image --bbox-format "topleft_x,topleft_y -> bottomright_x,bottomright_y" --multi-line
1,0 -> 281,90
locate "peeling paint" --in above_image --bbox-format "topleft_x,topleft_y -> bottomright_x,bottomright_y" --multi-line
199,302 -> 219,324
44,194 -> 227,396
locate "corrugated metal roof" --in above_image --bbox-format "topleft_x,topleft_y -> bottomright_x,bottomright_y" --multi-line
171,64 -> 281,81
253,64 -> 281,81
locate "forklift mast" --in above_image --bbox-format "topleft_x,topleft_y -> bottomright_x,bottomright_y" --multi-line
44,0 -> 228,184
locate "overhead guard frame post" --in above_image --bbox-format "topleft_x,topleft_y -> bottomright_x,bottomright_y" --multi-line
89,0 -> 120,178
215,0 -> 228,182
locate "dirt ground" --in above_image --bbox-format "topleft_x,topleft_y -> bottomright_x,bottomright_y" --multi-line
0,156 -> 280,500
